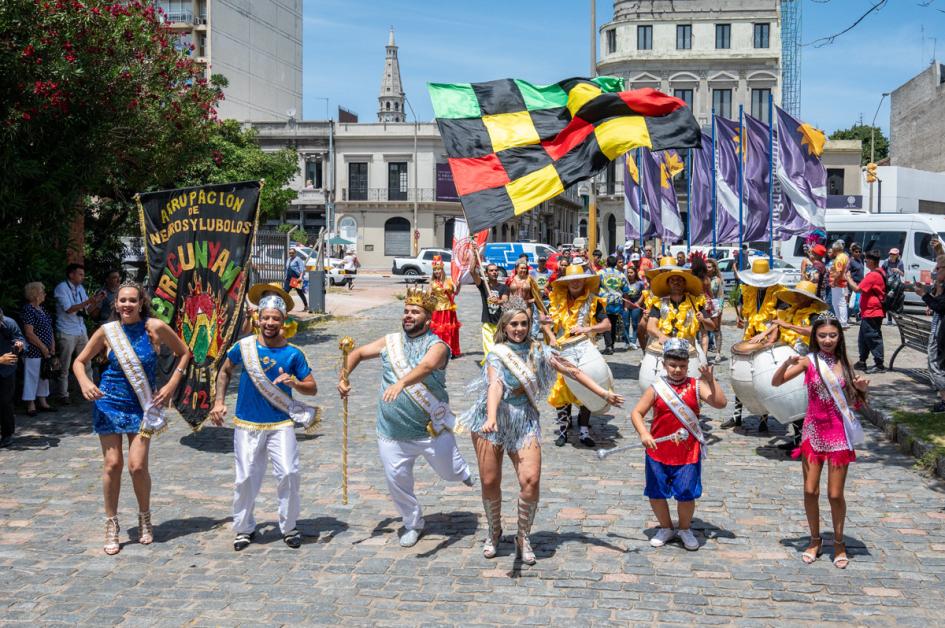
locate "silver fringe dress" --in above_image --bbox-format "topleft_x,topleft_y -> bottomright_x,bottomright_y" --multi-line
459,340 -> 558,452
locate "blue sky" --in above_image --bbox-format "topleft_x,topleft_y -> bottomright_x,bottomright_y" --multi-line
303,0 -> 945,135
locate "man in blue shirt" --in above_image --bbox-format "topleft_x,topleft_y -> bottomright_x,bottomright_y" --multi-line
53,263 -> 104,403
598,255 -> 630,355
210,295 -> 318,551
283,248 -> 308,311
0,308 -> 25,447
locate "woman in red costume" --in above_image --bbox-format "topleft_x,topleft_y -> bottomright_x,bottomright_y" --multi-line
429,256 -> 461,357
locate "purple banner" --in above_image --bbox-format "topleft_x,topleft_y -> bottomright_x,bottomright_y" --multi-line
715,116 -> 770,243
774,105 -> 827,235
623,151 -> 654,241
436,162 -> 459,202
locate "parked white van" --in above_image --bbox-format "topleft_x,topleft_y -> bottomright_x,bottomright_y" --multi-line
782,211 -> 945,305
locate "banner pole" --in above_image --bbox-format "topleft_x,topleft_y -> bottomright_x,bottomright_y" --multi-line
686,148 -> 692,254
338,337 -> 355,505
767,93 -> 774,263
738,105 -> 744,269
637,148 -> 644,248
711,113 -> 717,256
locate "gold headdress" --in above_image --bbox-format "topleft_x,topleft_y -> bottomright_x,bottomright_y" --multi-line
432,255 -> 445,270
404,286 -> 437,312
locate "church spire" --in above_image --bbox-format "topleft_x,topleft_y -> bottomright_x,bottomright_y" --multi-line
378,27 -> 405,123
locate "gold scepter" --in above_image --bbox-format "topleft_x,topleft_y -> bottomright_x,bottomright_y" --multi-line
338,336 -> 355,505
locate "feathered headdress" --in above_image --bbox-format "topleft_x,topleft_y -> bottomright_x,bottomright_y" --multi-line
805,228 -> 827,246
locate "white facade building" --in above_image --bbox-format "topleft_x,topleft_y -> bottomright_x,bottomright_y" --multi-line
869,166 -> 945,215
156,0 -> 303,122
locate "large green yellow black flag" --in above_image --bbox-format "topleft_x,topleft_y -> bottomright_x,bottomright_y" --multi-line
429,77 -> 700,233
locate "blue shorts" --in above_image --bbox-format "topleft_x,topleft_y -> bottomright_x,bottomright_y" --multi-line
644,456 -> 702,501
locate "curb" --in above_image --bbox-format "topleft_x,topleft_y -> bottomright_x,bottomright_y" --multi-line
296,313 -> 332,332
862,407 -> 945,480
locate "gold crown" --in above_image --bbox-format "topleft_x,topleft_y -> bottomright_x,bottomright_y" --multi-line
404,286 -> 437,312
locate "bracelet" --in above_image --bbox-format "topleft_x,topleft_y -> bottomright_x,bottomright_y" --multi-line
175,367 -> 186,375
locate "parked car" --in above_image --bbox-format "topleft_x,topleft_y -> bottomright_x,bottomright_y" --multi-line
481,242 -> 557,277
392,248 -> 453,283
717,256 -> 802,290
294,247 -> 348,286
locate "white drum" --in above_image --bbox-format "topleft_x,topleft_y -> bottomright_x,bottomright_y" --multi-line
730,341 -> 768,416
558,336 -> 615,413
752,343 -> 807,423
638,342 -> 701,393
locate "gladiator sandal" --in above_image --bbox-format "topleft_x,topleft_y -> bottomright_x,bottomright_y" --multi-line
137,511 -> 153,545
515,497 -> 538,565
721,398 -> 743,429
104,516 -> 120,555
554,406 -> 571,447
481,497 -> 503,559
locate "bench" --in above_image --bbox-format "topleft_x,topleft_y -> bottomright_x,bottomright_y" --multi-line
889,313 -> 932,370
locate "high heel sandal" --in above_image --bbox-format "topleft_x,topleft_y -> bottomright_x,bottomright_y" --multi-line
515,497 -> 538,565
137,511 -> 153,545
801,536 -> 823,564
833,541 -> 849,569
104,516 -> 120,555
481,497 -> 502,559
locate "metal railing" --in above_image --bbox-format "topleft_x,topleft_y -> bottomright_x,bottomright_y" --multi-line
341,188 -> 437,202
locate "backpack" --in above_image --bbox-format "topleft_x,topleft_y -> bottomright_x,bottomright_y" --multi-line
882,270 -> 905,314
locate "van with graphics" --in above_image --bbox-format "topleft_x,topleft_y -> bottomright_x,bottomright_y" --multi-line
481,242 -> 557,277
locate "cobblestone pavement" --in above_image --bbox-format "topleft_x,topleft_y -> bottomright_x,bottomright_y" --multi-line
2,291 -> 944,627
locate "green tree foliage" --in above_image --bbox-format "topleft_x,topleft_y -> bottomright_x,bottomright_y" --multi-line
829,124 -> 888,166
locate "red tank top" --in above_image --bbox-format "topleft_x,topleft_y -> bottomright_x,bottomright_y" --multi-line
648,377 -> 700,465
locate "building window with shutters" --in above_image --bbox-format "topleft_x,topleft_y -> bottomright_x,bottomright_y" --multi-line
715,23 -> 731,49
304,158 -> 323,189
754,23 -> 770,49
673,88 -> 693,109
605,161 -> 616,195
637,25 -> 652,50
388,162 -> 408,201
676,24 -> 692,50
384,217 -> 411,256
606,29 -> 616,54
751,88 -> 772,124
348,162 -> 367,200
712,89 -> 732,119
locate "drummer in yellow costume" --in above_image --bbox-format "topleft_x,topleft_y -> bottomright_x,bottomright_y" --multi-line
645,262 -> 713,345
244,284 -> 299,339
749,280 -> 828,352
546,261 -> 612,448
722,258 -> 783,431
637,257 -> 674,351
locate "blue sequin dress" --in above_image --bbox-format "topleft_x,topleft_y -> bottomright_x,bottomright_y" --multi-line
93,320 -> 157,435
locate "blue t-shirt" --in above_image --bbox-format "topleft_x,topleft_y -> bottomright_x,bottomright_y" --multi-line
226,340 -> 312,425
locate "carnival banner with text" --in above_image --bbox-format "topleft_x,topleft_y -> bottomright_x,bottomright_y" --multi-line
137,180 -> 261,428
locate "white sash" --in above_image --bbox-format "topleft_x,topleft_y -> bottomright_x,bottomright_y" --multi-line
652,376 -> 706,448
102,322 -> 166,438
239,336 -> 321,432
814,355 -> 865,449
385,333 -> 455,435
490,344 -> 540,410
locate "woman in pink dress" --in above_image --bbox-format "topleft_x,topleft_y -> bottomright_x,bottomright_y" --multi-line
771,313 -> 869,570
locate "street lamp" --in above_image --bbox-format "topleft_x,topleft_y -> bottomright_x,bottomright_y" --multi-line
404,97 -> 420,256
868,92 -> 889,213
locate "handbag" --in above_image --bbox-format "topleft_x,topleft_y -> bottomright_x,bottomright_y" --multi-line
289,277 -> 302,289
40,355 -> 62,380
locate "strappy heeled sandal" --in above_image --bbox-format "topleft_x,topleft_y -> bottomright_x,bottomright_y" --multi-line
833,541 -> 849,569
104,516 -> 120,555
481,497 -> 502,559
137,511 -> 153,545
515,498 -> 538,565
801,536 -> 823,564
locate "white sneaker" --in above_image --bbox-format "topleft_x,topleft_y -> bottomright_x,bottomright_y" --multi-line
650,527 -> 676,547
677,528 -> 699,551
399,528 -> 422,547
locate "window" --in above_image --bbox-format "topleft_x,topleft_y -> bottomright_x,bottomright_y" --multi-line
384,217 -> 411,257
304,158 -> 323,189
673,88 -> 693,109
754,23 -> 770,49
637,25 -> 652,50
348,162 -> 367,200
712,89 -> 732,119
606,29 -> 616,54
863,231 -> 906,256
750,88 -> 771,124
715,23 -> 731,49
914,232 -> 945,261
605,161 -> 616,195
388,162 -> 408,201
338,216 -> 358,243
676,24 -> 692,50
826,168 -> 845,196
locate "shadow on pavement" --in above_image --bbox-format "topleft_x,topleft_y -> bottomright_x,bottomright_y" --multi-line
351,516 -> 398,545
780,532 -> 871,558
142,515 -> 229,544
180,427 -> 234,454
414,510 -> 478,558
609,361 -> 641,381
297,516 -> 350,544
640,518 -> 737,548
6,434 -> 61,450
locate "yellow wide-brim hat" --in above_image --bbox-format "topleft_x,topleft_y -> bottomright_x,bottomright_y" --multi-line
247,282 -> 296,313
778,280 -> 828,310
552,263 -> 600,294
645,256 -> 679,280
649,267 -> 704,298
736,258 -> 784,288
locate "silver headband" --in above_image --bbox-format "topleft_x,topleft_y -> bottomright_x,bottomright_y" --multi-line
258,295 -> 287,317
663,337 -> 691,354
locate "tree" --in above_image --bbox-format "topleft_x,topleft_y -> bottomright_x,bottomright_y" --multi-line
829,124 -> 888,166
0,0 -> 222,307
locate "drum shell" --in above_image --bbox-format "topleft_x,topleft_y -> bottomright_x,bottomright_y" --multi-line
559,338 -> 614,413
639,345 -> 701,393
730,346 -> 768,415
752,343 -> 807,422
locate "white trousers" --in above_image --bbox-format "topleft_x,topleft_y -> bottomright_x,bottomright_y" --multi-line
21,357 -> 49,401
831,287 -> 848,326
377,433 -> 471,531
232,425 -> 300,535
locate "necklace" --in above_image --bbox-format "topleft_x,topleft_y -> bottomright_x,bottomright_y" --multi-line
665,373 -> 688,387
818,351 -> 836,366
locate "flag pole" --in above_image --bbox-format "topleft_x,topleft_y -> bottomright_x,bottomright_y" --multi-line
686,148 -> 692,254
711,112 -> 717,256
738,104 -> 744,269
767,92 -> 774,264
637,148 -> 644,248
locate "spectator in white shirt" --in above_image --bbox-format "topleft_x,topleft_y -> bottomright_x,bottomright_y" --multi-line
53,263 -> 103,403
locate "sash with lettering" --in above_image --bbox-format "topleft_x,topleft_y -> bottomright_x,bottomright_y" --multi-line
814,355 -> 865,448
137,181 -> 261,429
490,344 -> 540,410
651,376 -> 706,455
238,336 -> 321,433
102,321 -> 167,438
385,333 -> 456,435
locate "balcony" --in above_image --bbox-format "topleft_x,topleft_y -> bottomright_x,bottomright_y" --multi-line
295,188 -> 327,204
340,188 -> 438,202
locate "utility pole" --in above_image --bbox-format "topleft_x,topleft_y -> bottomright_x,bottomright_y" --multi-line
405,97 -> 420,255
868,92 -> 889,213
587,0 -> 598,254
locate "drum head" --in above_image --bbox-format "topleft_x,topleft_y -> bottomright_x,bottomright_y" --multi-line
732,341 -> 766,356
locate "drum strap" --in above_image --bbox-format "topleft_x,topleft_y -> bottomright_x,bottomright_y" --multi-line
652,377 -> 706,451
813,355 -> 864,449
491,344 -> 540,411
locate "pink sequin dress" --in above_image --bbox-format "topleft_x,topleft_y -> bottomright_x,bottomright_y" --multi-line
791,355 -> 856,466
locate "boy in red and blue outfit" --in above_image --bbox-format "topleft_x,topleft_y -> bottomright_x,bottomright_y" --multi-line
630,339 -> 726,551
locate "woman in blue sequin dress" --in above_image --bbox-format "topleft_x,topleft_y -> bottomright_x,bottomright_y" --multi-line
73,283 -> 190,555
